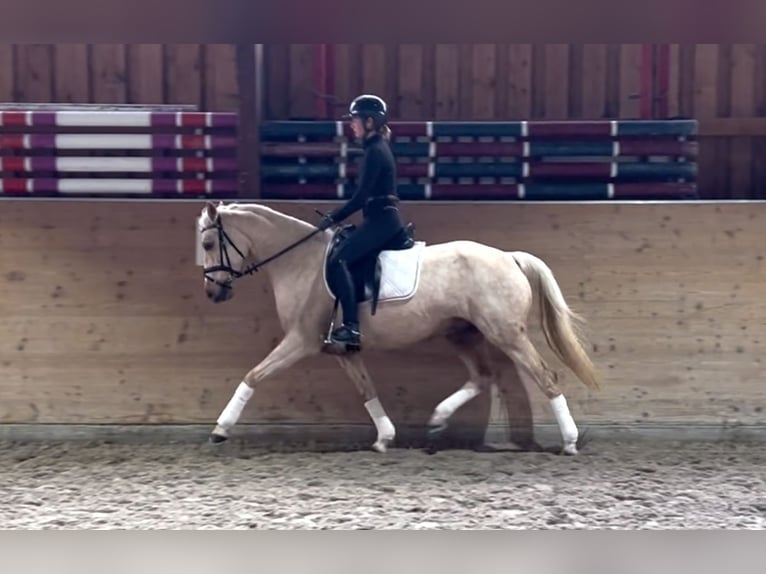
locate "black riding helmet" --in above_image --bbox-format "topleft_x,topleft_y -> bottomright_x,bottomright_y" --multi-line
345,94 -> 388,130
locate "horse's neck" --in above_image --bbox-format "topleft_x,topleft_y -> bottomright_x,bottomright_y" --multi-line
230,206 -> 329,326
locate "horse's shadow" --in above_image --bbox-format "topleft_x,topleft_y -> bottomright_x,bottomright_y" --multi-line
423,425 -> 593,456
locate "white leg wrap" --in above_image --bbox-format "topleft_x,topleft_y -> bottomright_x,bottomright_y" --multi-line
365,397 -> 395,440
216,382 -> 254,430
550,394 -> 578,447
430,383 -> 481,425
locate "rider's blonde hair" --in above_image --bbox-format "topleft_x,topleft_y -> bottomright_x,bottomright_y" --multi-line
380,125 -> 392,141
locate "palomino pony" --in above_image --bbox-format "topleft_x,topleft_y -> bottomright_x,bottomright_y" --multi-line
198,201 -> 600,455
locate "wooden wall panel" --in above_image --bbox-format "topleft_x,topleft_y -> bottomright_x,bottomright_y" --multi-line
165,44 -> 202,106
0,44 -> 243,111
470,44 -> 496,119
53,44 -> 89,103
580,44 -> 608,118
397,44 -> 423,119
1,199 -> 765,430
204,44 -> 239,112
15,45 -> 53,102
0,45 -> 14,101
304,43 -> 631,122
435,44 -> 460,119
618,44 -> 642,118
264,44 -> 290,119
90,44 -> 127,103
542,44 -> 570,119
729,44 -> 756,198
506,44 -> 533,119
126,44 -> 164,104
287,44 -> 314,118
359,44 -> 387,105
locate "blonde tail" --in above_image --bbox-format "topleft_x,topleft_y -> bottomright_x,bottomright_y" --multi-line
511,251 -> 601,390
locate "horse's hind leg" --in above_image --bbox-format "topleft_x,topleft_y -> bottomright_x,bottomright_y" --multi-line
491,331 -> 579,455
493,358 -> 542,451
428,324 -> 494,439
336,354 -> 395,453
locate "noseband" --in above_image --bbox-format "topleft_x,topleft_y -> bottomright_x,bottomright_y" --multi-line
201,216 -> 323,290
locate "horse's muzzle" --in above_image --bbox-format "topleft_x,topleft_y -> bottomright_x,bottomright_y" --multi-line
205,276 -> 234,303
207,286 -> 234,303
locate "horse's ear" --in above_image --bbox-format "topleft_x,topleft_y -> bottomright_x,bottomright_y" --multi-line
205,201 -> 219,222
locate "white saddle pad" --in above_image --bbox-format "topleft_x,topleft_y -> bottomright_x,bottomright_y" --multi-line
323,240 -> 427,304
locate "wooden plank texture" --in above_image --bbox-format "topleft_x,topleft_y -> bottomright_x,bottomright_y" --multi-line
694,45 -> 723,199
506,44 -> 532,119
360,44 -> 386,102
165,44 -> 202,106
0,45 -> 15,101
15,45 -> 53,102
397,44 -> 423,119
729,44 -> 755,197
581,44 -> 608,118
1,200 -> 765,429
204,44 -> 239,112
90,44 -> 127,103
126,44 -> 164,104
287,44 -> 314,118
543,44 -> 570,119
53,44 -> 90,103
434,44 -> 459,119
471,44 -> 496,119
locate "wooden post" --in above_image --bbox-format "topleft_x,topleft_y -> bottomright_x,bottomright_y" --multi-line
235,43 -> 260,198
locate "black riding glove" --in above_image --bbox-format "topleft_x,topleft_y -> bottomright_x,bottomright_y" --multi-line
317,213 -> 335,231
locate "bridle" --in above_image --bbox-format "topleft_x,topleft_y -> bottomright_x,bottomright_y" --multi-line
201,214 -> 323,290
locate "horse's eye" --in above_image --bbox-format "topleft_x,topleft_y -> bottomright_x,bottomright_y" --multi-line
202,241 -> 214,251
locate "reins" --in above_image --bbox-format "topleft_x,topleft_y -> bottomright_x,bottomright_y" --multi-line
201,210 -> 326,289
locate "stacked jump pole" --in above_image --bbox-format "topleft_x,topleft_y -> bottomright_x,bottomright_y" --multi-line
0,107 -> 241,198
0,109 -> 698,201
259,119 -> 699,201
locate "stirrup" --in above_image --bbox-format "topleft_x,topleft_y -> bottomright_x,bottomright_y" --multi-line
323,325 -> 362,354
331,325 -> 361,343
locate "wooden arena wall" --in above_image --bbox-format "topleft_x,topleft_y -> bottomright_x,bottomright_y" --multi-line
2,44 -> 766,199
1,199 -> 764,430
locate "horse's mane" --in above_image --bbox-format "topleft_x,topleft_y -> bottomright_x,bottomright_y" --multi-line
218,202 -> 315,230
206,202 -> 330,249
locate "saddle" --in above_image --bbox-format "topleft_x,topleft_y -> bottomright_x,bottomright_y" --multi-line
325,222 -> 416,316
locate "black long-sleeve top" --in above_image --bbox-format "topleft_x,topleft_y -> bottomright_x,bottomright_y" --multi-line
330,133 -> 398,223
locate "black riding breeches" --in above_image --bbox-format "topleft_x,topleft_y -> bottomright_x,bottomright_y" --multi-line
327,211 -> 403,326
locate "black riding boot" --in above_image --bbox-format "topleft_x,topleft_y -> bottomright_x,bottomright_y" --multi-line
330,258 -> 362,347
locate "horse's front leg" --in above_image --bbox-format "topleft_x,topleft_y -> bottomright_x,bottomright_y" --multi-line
210,333 -> 313,443
336,354 -> 395,453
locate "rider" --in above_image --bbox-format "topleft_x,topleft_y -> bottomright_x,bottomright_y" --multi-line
318,94 -> 406,348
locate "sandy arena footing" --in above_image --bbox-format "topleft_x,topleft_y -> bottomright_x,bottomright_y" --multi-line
1,438 -> 764,529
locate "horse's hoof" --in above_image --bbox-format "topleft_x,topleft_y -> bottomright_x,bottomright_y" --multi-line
427,423 -> 447,439
209,432 -> 228,445
372,439 -> 390,453
561,444 -> 578,456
